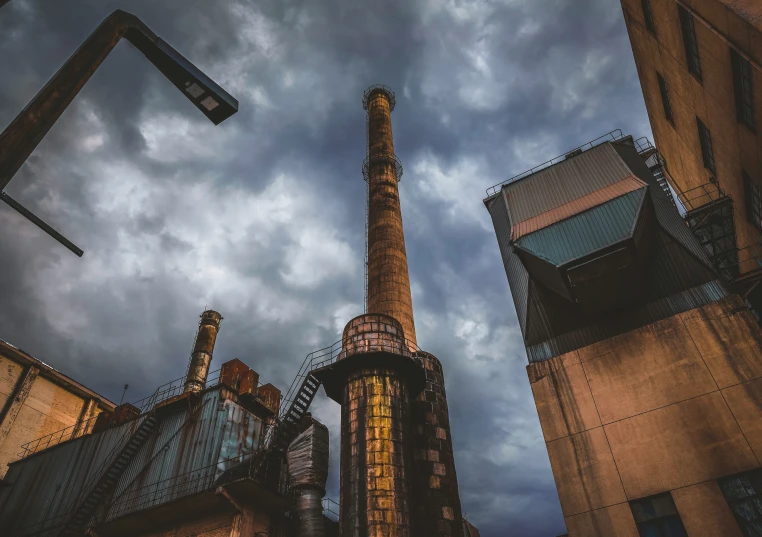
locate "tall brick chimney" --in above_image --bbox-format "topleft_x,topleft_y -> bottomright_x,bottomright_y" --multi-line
363,85 -> 417,347
184,310 -> 222,393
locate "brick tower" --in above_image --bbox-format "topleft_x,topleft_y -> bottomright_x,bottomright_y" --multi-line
313,85 -> 466,537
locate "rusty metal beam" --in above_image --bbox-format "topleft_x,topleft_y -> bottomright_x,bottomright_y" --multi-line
0,9 -> 238,254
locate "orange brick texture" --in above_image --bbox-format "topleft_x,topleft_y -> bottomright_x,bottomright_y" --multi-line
528,295 -> 762,536
339,314 -> 415,537
364,87 -> 417,347
411,351 -> 464,537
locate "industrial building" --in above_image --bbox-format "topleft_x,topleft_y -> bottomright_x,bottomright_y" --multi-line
620,0 -> 762,315
0,85 -> 476,537
485,128 -> 762,536
0,339 -> 115,479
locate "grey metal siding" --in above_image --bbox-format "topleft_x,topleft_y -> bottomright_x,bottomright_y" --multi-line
503,143 -> 634,225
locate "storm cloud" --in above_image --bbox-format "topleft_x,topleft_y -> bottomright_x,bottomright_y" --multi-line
0,1 -> 651,535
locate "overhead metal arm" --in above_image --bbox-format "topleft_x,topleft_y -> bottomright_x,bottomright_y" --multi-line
0,9 -> 239,254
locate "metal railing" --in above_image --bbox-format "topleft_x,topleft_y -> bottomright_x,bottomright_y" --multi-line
718,244 -> 762,282
676,182 -> 729,214
279,336 -> 422,423
485,129 -> 625,196
322,497 -> 340,521
17,366 -> 278,460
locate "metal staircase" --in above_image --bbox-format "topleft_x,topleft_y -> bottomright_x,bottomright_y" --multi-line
252,374 -> 321,483
59,414 -> 157,536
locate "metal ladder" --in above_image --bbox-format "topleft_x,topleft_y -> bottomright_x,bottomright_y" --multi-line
59,414 -> 157,536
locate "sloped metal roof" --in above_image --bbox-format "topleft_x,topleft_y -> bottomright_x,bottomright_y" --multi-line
515,188 -> 646,266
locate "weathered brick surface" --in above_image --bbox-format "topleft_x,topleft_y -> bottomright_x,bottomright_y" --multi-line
365,88 -> 417,347
411,352 -> 464,537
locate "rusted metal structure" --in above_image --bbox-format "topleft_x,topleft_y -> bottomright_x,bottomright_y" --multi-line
362,85 -> 417,347
184,310 -> 223,393
0,9 -> 238,256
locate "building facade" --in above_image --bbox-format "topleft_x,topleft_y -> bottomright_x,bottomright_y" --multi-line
0,338 -> 115,479
485,133 -> 762,537
621,0 -> 762,312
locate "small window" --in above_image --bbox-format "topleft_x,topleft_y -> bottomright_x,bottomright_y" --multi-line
731,48 -> 755,131
697,118 -> 716,173
657,72 -> 674,124
744,172 -> 762,233
630,493 -> 688,537
642,0 -> 656,34
719,469 -> 762,536
678,6 -> 702,80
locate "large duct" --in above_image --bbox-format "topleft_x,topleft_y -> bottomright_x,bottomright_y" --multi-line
184,310 -> 222,393
287,419 -> 329,537
363,85 -> 417,347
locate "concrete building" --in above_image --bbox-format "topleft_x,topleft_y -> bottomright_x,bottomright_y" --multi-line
485,132 -> 762,537
0,338 -> 115,480
620,0 -> 762,313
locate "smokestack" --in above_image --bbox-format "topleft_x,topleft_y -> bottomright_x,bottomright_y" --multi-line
184,310 -> 222,393
363,85 -> 417,347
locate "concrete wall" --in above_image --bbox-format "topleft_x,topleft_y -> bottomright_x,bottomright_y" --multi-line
620,0 -> 762,251
528,295 -> 762,536
0,341 -> 113,478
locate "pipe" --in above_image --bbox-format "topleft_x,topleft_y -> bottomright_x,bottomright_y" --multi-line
287,420 -> 329,537
184,310 -> 222,393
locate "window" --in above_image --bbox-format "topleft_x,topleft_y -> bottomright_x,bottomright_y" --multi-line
719,469 -> 762,536
630,494 -> 688,537
745,172 -> 762,233
731,48 -> 755,131
697,118 -> 716,173
642,0 -> 656,34
657,72 -> 674,124
678,6 -> 702,80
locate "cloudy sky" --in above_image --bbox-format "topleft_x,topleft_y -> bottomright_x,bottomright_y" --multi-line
0,0 -> 652,535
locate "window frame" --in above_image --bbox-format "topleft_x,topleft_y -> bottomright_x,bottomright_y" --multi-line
630,493 -> 688,537
731,48 -> 756,132
718,469 -> 762,537
641,0 -> 656,35
745,171 -> 762,234
678,5 -> 702,81
697,117 -> 716,174
657,72 -> 674,125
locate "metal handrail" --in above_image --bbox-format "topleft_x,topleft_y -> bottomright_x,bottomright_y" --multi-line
18,368 -> 235,459
717,244 -> 762,282
322,497 -> 340,521
677,182 -> 729,213
485,129 -> 625,196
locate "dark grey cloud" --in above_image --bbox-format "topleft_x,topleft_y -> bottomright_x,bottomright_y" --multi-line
0,0 -> 652,535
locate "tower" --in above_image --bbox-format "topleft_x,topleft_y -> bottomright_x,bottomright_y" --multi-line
363,85 -> 417,347
312,85 -> 465,537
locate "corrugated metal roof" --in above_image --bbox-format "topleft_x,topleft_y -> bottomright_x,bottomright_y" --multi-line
510,175 -> 647,240
502,142 -> 635,226
515,188 -> 646,266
